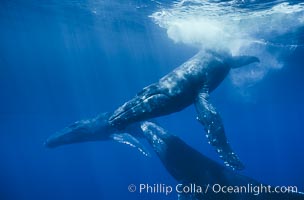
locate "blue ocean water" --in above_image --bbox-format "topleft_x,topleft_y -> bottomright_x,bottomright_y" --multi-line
0,0 -> 304,199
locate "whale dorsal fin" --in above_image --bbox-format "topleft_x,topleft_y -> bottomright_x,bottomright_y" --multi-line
194,88 -> 244,170
110,133 -> 151,157
229,55 -> 260,68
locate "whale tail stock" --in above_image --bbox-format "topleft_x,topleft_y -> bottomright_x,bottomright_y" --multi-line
229,55 -> 260,68
44,112 -> 150,156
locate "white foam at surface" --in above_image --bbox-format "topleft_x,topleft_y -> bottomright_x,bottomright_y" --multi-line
150,1 -> 304,88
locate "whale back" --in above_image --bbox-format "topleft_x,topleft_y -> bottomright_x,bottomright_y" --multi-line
141,122 -> 304,200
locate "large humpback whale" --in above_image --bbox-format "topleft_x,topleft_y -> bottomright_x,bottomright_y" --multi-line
141,121 -> 304,200
45,50 -> 259,170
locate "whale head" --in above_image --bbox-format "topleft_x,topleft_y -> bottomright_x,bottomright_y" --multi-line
140,122 -> 170,156
140,121 -> 211,181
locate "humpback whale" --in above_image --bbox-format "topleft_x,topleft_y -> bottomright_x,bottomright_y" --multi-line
45,113 -> 151,156
141,121 -> 304,200
45,50 -> 259,170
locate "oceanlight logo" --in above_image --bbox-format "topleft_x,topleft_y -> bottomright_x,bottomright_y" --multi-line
210,184 -> 298,196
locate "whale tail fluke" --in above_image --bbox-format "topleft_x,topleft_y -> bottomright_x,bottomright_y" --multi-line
44,112 -> 150,156
44,112 -> 114,148
229,55 -> 260,68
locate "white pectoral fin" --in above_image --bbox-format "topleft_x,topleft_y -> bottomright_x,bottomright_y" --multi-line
110,133 -> 151,157
195,90 -> 244,170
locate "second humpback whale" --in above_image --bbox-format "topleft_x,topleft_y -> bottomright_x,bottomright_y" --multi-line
140,122 -> 304,200
45,50 -> 259,170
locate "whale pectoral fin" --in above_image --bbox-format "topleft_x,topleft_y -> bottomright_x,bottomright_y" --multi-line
195,91 -> 244,170
110,133 -> 151,157
229,55 -> 260,68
